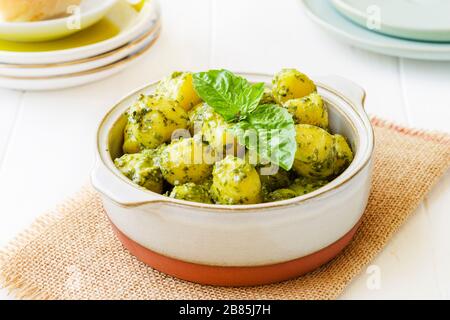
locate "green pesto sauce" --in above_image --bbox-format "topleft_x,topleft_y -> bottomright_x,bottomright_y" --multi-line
169,182 -> 213,204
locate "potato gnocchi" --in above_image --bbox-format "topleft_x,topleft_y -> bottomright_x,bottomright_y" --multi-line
114,70 -> 354,205
156,72 -> 202,111
123,95 -> 189,153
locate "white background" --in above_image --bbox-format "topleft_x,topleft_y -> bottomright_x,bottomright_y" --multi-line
0,0 -> 449,299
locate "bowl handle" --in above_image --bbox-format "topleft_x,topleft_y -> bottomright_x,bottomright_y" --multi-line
316,75 -> 366,111
90,160 -> 167,207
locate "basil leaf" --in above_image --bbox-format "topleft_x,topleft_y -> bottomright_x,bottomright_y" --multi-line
193,69 -> 265,121
229,104 -> 296,171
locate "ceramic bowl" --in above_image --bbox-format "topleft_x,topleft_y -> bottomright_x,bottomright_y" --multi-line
301,0 -> 450,61
91,73 -> 374,286
0,28 -> 160,90
0,18 -> 160,77
332,0 -> 450,42
0,0 -> 118,42
0,0 -> 159,64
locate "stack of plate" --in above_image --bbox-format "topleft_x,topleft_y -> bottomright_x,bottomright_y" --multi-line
0,0 -> 161,90
301,0 -> 450,61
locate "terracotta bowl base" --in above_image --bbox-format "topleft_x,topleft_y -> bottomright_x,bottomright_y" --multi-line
111,222 -> 360,287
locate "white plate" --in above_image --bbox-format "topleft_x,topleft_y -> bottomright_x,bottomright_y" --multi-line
0,0 -> 118,42
0,29 -> 159,90
301,0 -> 450,61
0,0 -> 160,64
332,0 -> 450,42
0,20 -> 160,77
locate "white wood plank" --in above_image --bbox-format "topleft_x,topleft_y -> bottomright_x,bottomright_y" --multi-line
0,89 -> 22,301
0,89 -> 23,167
424,172 -> 450,299
0,289 -> 10,300
399,58 -> 450,299
342,203 -> 442,299
0,89 -> 23,301
399,59 -> 450,133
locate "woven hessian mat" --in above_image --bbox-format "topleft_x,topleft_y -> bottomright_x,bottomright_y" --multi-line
1,117 -> 449,300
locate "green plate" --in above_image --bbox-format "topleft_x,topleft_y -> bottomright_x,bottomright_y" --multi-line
332,0 -> 450,42
301,0 -> 450,60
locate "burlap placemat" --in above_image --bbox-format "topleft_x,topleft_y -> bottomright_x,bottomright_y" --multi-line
1,117 -> 449,300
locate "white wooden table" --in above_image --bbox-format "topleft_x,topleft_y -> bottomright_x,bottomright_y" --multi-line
1,0 -> 449,300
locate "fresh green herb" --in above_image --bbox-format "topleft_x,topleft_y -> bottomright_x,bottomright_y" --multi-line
192,70 -> 297,170
229,104 -> 296,171
193,69 -> 265,121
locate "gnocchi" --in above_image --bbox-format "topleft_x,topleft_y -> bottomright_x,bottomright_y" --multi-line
160,136 -> 215,185
293,124 -> 353,179
265,177 -> 328,202
210,155 -> 262,205
123,95 -> 189,153
114,69 -> 354,205
169,182 -> 213,204
333,134 -> 354,175
260,87 -> 277,105
201,108 -> 237,155
293,124 -> 336,179
156,72 -> 202,111
272,69 -> 317,104
188,102 -> 238,154
114,149 -> 163,194
283,92 -> 329,129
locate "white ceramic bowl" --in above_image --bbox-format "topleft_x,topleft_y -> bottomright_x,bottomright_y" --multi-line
0,18 -> 160,77
0,0 -> 118,42
0,28 -> 160,90
0,0 -> 159,64
91,74 -> 374,286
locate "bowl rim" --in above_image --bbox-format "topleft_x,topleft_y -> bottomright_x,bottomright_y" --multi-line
0,18 -> 160,70
0,25 -> 160,80
94,72 -> 375,212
